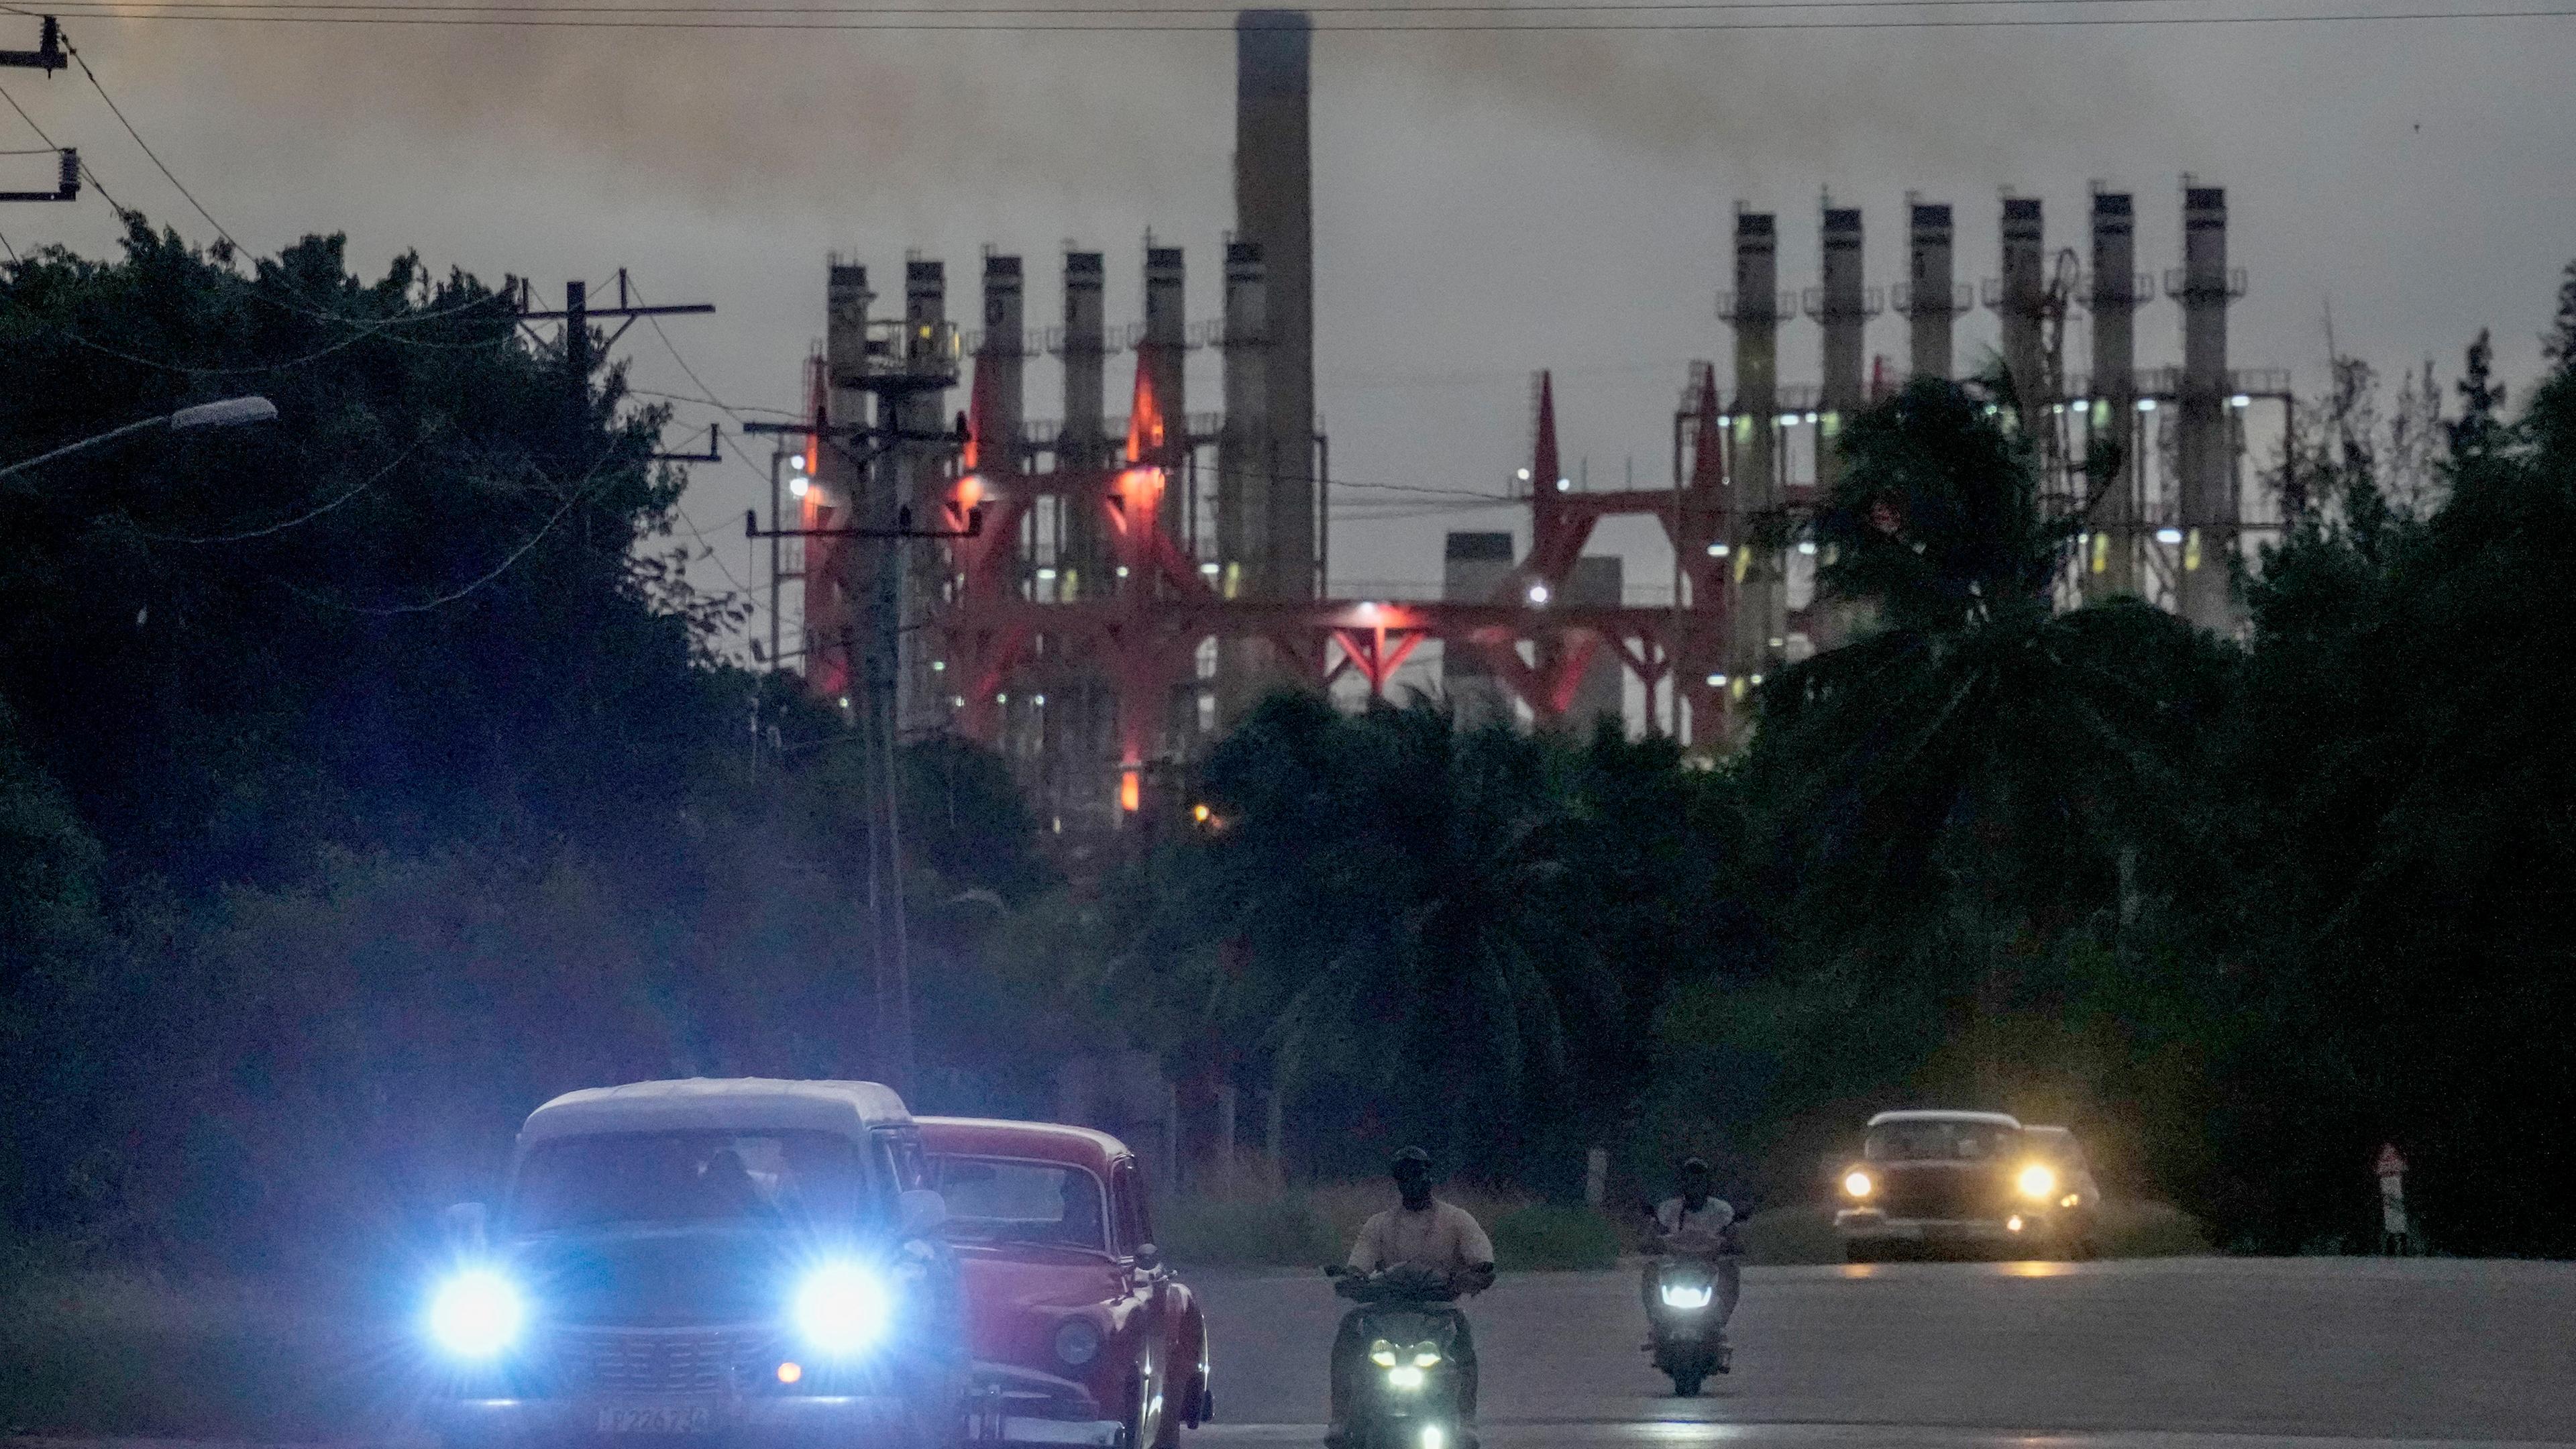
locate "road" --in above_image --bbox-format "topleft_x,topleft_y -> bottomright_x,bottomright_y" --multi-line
1186,1257 -> 2576,1449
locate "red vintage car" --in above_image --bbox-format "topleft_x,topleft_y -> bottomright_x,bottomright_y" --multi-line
919,1117 -> 1211,1449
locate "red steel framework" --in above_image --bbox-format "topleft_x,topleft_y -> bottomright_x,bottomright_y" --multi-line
806,343 -> 1805,812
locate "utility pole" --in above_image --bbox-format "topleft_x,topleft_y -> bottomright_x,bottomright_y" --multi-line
515,271 -> 715,464
1,17 -> 79,208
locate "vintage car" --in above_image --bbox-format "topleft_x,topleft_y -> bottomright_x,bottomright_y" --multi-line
918,1117 -> 1210,1449
1833,1109 -> 2098,1261
423,1079 -> 967,1449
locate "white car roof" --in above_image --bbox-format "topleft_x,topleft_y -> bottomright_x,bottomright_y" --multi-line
522,1078 -> 913,1146
1866,1110 -> 2024,1129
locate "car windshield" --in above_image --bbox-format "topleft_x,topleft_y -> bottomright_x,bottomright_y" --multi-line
932,1156 -> 1108,1252
511,1130 -> 867,1233
1866,1121 -> 2019,1163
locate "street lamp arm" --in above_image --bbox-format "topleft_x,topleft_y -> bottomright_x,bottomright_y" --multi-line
0,395 -> 277,484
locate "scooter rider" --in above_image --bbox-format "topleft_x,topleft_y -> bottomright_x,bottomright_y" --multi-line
1643,1157 -> 1741,1343
1330,1147 -> 1496,1449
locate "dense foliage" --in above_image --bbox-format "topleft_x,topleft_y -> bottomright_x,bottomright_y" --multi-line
0,222 -> 1052,1271
7,221 -> 2573,1269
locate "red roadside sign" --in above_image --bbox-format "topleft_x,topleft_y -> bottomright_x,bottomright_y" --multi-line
2376,1144 -> 2408,1178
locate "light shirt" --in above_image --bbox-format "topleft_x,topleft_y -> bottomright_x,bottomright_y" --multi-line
1655,1195 -> 1736,1238
1348,1199 -> 1495,1275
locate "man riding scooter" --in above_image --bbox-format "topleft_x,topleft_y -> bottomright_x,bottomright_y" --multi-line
1640,1156 -> 1742,1394
1328,1147 -> 1496,1449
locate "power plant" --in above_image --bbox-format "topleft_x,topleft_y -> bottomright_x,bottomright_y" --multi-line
775,8 -> 2289,832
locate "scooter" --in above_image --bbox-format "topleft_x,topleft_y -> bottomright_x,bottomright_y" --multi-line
1325,1265 -> 1468,1449
1643,1238 -> 1737,1395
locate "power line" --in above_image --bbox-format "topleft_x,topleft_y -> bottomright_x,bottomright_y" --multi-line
2,0 -> 2288,13
15,3 -> 2575,25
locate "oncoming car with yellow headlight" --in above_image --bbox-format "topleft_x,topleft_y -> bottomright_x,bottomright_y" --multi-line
1833,1110 -> 2100,1262
424,1079 -> 967,1449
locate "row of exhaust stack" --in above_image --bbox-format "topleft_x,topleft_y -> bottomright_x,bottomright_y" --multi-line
1727,182 -> 2245,633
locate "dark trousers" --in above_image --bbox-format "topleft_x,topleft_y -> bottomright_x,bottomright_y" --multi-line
1329,1306 -> 1478,1430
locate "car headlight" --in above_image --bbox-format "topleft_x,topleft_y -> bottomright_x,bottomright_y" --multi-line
1843,1169 -> 1874,1198
1055,1319 -> 1103,1368
1411,1342 -> 1441,1368
2017,1164 -> 2058,1201
794,1263 -> 892,1356
1660,1283 -> 1715,1309
428,1268 -> 525,1358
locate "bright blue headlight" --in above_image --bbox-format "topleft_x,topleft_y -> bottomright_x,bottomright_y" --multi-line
429,1268 -> 526,1358
794,1262 -> 892,1356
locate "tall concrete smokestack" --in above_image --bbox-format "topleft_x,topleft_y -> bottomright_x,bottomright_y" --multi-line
1058,250 -> 1108,591
812,260 -> 873,700
1216,238 -> 1271,723
1904,198 -> 1957,381
1723,209 -> 1784,682
1997,196 -> 2046,424
1060,251 -> 1107,470
898,257 -> 949,732
976,253 -> 1025,480
2084,191 -> 2139,599
1235,9 -> 1313,602
1142,242 -> 1188,533
1813,203 -> 1870,491
2175,181 -> 2238,631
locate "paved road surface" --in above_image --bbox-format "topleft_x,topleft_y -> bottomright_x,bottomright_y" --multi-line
1187,1257 -> 2576,1449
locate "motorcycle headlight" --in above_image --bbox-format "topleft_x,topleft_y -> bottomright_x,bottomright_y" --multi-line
428,1268 -> 525,1359
1843,1170 -> 1874,1199
1055,1319 -> 1103,1368
1660,1283 -> 1715,1309
1368,1338 -> 1399,1368
2017,1163 -> 2058,1201
794,1263 -> 892,1356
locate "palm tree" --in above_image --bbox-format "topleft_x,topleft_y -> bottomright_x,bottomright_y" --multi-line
1746,380 -> 2231,1014
1189,694 -> 1617,1179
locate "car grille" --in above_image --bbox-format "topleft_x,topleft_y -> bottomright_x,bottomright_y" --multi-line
1881,1169 -> 1998,1220
549,1326 -> 767,1395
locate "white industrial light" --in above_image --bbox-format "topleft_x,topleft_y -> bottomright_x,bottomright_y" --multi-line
788,476 -> 810,499
1526,583 -> 1551,606
2156,527 -> 2185,545
2139,398 -> 2159,413
2230,394 -> 2253,409
1796,540 -> 1819,556
1555,477 -> 1572,492
1706,672 -> 1727,688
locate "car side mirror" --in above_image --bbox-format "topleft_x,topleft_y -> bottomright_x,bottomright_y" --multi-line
898,1188 -> 948,1240
442,1201 -> 489,1252
1134,1242 -> 1162,1271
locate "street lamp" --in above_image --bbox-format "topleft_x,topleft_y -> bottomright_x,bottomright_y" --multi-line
0,395 -> 277,481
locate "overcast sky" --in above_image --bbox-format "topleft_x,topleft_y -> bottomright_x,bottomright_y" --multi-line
4,4 -> 2571,665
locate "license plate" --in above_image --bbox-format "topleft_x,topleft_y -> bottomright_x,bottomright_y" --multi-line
597,1406 -> 713,1434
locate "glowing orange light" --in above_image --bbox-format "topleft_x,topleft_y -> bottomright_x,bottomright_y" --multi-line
776,1362 -> 803,1385
1120,769 -> 1142,814
1192,803 -> 1212,824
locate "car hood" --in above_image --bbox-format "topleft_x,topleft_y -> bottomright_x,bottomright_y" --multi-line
957,1252 -> 1127,1312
